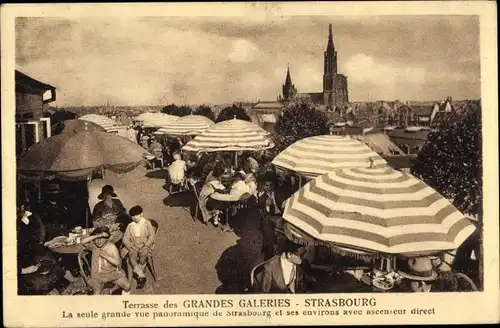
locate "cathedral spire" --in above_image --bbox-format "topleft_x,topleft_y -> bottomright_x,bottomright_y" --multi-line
326,24 -> 335,53
282,64 -> 297,101
285,64 -> 293,88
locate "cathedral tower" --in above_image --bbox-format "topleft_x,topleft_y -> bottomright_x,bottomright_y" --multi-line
322,24 -> 348,109
281,65 -> 297,101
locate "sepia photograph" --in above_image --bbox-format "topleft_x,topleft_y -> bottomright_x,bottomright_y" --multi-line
2,2 -> 499,327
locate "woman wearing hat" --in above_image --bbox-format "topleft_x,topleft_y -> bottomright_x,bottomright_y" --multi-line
92,185 -> 127,231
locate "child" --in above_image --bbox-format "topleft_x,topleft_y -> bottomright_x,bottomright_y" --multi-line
122,206 -> 155,289
80,227 -> 131,295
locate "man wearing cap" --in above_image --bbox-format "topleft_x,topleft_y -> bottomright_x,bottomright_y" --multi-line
122,206 -> 156,289
92,185 -> 127,230
81,227 -> 132,295
37,183 -> 69,239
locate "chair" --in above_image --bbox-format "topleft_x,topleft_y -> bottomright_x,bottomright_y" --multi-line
151,149 -> 164,170
125,219 -> 159,287
77,248 -> 118,295
191,180 -> 204,223
249,257 -> 274,293
453,272 -> 479,291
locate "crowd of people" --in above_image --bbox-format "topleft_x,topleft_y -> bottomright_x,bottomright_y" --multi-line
16,180 -> 158,295
16,122 -> 481,295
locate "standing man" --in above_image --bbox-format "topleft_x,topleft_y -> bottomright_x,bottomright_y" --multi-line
257,241 -> 309,293
257,172 -> 287,260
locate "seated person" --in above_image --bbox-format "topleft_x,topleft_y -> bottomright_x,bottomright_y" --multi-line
121,206 -> 156,289
17,202 -> 66,295
241,152 -> 260,174
396,257 -> 439,292
92,185 -> 127,231
17,246 -> 66,295
244,172 -> 258,197
80,227 -> 131,295
199,166 -> 226,226
17,202 -> 46,250
256,241 -> 310,294
37,184 -> 69,239
167,153 -> 187,186
229,171 -> 251,198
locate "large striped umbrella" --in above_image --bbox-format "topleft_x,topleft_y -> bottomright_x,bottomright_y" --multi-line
272,135 -> 388,178
79,114 -> 118,132
282,166 -> 476,256
155,114 -> 214,137
134,112 -> 178,128
182,118 -> 274,152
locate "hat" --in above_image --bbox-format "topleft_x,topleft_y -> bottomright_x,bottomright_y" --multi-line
398,257 -> 438,281
90,226 -> 110,238
97,185 -> 117,200
129,205 -> 143,217
44,183 -> 64,195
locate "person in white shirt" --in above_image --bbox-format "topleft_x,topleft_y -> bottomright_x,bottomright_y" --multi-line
168,153 -> 187,186
126,125 -> 138,143
122,206 -> 155,289
230,171 -> 251,198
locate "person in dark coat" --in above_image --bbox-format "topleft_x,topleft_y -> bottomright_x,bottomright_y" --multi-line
17,202 -> 66,295
36,183 -> 69,239
92,185 -> 128,231
257,241 -> 309,294
257,172 -> 288,260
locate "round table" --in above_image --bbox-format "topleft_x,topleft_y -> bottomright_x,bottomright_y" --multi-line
209,192 -> 252,232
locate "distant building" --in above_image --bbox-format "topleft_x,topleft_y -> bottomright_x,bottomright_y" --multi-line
248,101 -> 286,133
280,24 -> 349,110
15,70 -> 56,156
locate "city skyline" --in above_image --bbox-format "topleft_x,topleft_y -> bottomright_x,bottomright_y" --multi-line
16,16 -> 480,106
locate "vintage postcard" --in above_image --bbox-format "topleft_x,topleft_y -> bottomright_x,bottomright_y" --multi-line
2,1 -> 499,327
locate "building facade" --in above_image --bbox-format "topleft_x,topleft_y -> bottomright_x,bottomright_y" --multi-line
15,70 -> 57,156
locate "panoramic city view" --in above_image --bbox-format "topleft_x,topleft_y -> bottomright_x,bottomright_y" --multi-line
14,15 -> 482,297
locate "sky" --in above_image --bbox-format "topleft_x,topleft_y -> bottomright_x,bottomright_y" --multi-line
16,15 -> 480,106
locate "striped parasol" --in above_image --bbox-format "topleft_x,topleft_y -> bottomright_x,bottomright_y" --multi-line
182,118 -> 273,152
134,112 -> 179,128
272,135 -> 388,178
155,114 -> 214,137
79,114 -> 118,132
282,166 -> 476,256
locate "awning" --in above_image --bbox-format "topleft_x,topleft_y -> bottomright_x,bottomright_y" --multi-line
258,114 -> 276,123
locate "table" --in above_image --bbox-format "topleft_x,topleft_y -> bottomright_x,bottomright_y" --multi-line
209,192 -> 252,232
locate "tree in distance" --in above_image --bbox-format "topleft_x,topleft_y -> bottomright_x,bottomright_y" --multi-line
272,101 -> 330,155
193,105 -> 215,122
161,104 -> 192,117
216,104 -> 251,123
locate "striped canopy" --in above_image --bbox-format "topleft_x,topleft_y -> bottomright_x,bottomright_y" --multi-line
272,135 -> 388,178
79,114 -> 118,132
182,118 -> 273,152
134,112 -> 178,128
155,115 -> 214,137
282,167 -> 476,255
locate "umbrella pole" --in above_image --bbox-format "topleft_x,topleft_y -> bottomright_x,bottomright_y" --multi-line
86,177 -> 90,229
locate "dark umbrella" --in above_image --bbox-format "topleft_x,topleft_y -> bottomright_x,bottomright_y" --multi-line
17,130 -> 149,180
60,119 -> 106,135
18,131 -> 150,228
